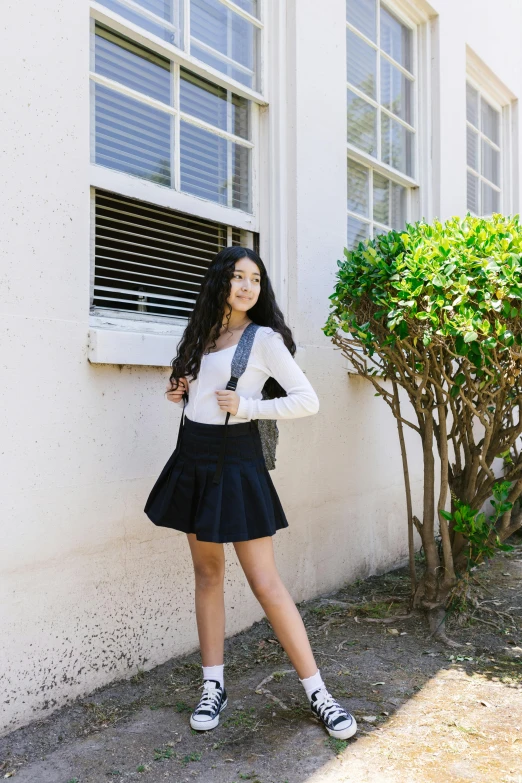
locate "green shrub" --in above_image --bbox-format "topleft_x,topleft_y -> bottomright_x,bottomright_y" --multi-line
324,215 -> 522,637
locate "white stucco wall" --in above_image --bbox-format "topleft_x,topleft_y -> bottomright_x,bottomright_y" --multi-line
1,0 -> 521,733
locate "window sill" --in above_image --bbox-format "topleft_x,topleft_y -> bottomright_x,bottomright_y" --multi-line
88,316 -> 185,367
88,316 -> 309,370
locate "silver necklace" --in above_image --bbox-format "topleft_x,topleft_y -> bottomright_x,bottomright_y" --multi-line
220,320 -> 250,338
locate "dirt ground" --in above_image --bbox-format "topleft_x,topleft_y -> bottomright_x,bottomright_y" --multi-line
1,545 -> 522,783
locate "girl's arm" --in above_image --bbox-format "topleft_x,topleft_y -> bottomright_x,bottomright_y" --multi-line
235,331 -> 319,420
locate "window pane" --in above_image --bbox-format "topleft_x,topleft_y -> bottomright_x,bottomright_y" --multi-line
180,69 -> 249,139
180,121 -> 251,211
348,159 -> 369,216
346,29 -> 377,99
381,114 -> 414,176
482,182 -> 500,215
373,172 -> 389,225
181,70 -> 227,129
381,60 -> 412,124
380,7 -> 411,72
373,174 -> 406,230
482,139 -> 500,186
347,90 -> 377,156
481,98 -> 500,145
467,126 -> 479,171
346,0 -> 376,42
180,121 -> 227,204
232,143 -> 251,211
348,216 -> 370,249
95,26 -> 171,104
98,0 -> 182,46
231,0 -> 258,16
391,181 -> 407,230
467,171 -> 479,213
466,83 -> 479,127
190,0 -> 257,89
190,42 -> 254,88
94,83 -> 171,185
231,92 -> 250,139
373,225 -> 391,240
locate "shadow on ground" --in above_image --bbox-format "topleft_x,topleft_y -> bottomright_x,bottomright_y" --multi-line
1,547 -> 521,783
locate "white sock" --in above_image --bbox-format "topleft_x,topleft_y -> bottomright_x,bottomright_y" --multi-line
202,664 -> 224,689
299,669 -> 325,701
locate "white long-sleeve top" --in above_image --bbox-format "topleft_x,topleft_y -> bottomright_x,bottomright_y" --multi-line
180,326 -> 320,425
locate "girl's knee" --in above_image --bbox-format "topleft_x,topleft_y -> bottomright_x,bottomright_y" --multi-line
193,560 -> 224,589
248,573 -> 285,604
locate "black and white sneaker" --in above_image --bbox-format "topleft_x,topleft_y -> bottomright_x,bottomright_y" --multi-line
310,687 -> 357,740
189,679 -> 228,731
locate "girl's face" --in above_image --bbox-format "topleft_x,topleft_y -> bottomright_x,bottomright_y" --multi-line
226,257 -> 261,314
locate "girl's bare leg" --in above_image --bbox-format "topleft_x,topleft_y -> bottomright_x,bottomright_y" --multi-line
233,537 -> 318,679
187,534 -> 226,666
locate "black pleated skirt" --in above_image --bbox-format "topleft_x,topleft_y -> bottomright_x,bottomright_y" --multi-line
144,415 -> 289,543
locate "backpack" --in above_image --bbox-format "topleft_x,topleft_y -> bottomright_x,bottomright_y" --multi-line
211,322 -> 279,484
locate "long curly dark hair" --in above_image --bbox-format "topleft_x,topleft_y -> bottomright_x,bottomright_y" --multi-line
169,246 -> 295,400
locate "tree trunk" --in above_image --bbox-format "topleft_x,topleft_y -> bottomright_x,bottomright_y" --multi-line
417,409 -> 440,605
393,381 -> 417,594
435,390 -> 456,592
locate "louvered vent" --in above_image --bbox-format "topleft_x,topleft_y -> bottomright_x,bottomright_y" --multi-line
92,189 -> 257,320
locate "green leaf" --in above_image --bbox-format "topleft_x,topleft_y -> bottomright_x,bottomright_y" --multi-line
464,331 -> 478,343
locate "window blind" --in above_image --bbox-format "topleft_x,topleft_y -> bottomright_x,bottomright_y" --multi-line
92,189 -> 256,319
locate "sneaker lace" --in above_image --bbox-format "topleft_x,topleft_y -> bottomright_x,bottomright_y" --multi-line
195,681 -> 221,713
314,688 -> 347,723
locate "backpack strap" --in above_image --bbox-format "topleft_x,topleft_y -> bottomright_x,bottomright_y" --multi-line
212,323 -> 261,485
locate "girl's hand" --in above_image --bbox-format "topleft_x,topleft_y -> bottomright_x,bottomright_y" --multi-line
165,377 -> 188,403
215,389 -> 240,415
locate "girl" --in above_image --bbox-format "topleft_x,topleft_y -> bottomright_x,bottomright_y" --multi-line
145,246 -> 357,741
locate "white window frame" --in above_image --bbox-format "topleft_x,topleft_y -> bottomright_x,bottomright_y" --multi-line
466,47 -> 517,217
91,0 -> 265,99
89,2 -> 265,233
88,0 -> 290,365
346,0 -> 433,242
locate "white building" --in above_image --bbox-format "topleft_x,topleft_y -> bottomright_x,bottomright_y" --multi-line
1,0 -> 520,733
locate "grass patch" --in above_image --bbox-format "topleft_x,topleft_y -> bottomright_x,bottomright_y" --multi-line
182,751 -> 202,765
82,702 -> 124,728
310,605 -> 342,618
223,707 -> 258,729
357,601 -> 403,618
325,736 -> 349,755
154,747 -> 175,761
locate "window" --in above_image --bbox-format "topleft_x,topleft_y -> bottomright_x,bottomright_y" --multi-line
91,24 -> 253,211
92,189 -> 257,321
346,0 -> 416,248
98,0 -> 184,47
190,0 -> 260,90
96,0 -> 262,90
89,0 -> 264,326
466,82 -> 501,215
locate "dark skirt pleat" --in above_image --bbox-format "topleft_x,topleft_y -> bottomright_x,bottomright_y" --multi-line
144,416 -> 288,543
